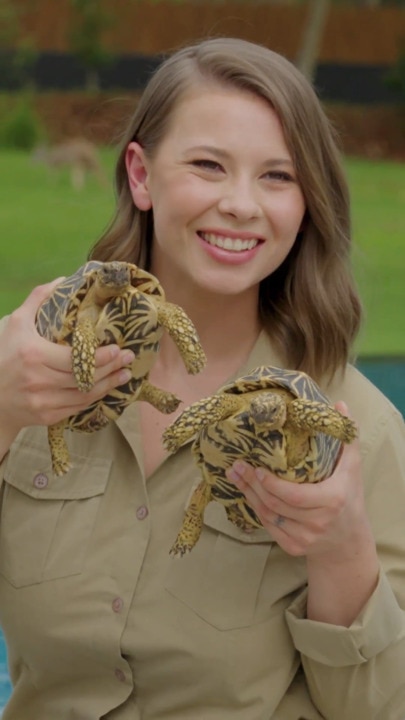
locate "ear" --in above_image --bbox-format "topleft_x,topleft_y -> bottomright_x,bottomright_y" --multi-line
125,141 -> 152,211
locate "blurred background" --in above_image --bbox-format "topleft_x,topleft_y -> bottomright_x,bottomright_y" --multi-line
0,0 -> 404,710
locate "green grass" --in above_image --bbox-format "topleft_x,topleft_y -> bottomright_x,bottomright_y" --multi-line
0,149 -> 404,355
0,147 -> 116,311
347,158 -> 405,355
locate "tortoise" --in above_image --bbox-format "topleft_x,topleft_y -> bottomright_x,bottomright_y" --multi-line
35,260 -> 206,476
162,365 -> 357,556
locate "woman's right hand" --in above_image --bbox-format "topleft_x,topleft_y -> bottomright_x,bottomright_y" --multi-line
0,279 -> 135,456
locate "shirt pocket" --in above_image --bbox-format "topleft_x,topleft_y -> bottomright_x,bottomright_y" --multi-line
165,500 -> 277,630
0,441 -> 111,588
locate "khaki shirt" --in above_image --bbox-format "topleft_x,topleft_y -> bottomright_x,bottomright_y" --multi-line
0,332 -> 404,720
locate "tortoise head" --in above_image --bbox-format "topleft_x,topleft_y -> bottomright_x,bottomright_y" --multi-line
249,393 -> 287,429
95,262 -> 132,297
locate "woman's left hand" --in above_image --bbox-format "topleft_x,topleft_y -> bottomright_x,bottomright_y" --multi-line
226,402 -> 380,625
225,404 -> 369,560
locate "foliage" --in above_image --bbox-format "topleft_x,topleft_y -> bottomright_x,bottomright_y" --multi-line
0,96 -> 45,151
386,43 -> 405,103
68,0 -> 114,91
0,0 -> 38,89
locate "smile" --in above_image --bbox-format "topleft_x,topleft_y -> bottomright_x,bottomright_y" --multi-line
199,232 -> 259,252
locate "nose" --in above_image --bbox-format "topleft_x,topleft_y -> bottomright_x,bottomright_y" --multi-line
217,177 -> 262,221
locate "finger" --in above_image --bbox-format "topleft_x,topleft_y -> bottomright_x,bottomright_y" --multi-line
232,461 -> 324,510
335,400 -> 349,415
90,365 -> 133,396
334,400 -> 359,437
227,464 -> 314,522
36,364 -> 133,422
37,340 -> 134,383
94,345 -> 134,370
228,474 -> 306,545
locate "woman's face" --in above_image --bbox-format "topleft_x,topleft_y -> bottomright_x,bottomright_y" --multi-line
126,82 -> 306,299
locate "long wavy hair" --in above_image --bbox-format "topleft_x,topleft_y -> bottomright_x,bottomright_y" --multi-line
89,37 -> 362,381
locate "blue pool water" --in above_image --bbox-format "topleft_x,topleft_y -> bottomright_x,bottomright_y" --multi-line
356,358 -> 405,416
0,359 -> 403,712
0,630 -> 11,713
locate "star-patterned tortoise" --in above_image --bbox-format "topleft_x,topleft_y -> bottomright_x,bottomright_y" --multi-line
162,365 -> 357,556
36,260 -> 206,475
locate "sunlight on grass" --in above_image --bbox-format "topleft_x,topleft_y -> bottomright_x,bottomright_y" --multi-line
0,149 -> 404,355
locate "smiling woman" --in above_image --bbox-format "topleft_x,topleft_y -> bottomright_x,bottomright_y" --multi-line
125,83 -> 306,288
0,37 -> 404,720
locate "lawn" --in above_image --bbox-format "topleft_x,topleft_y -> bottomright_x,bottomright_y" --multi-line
0,149 -> 404,356
346,158 -> 405,356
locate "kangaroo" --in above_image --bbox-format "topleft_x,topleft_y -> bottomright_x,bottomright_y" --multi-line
32,138 -> 109,190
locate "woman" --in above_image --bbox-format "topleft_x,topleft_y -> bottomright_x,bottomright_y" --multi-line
0,38 -> 404,720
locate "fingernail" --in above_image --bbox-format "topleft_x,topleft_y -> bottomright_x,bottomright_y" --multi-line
233,461 -> 248,476
108,345 -> 120,358
118,369 -> 132,384
121,350 -> 135,365
255,468 -> 266,482
227,469 -> 241,483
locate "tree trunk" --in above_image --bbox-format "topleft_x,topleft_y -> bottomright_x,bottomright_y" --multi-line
296,0 -> 331,82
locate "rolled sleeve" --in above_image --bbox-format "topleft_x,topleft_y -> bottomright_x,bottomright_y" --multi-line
285,570 -> 405,667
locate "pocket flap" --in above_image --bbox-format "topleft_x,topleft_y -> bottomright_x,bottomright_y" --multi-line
5,438 -> 111,500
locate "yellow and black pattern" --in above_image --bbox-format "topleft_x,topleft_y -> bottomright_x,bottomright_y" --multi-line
35,260 -> 206,475
164,365 -> 357,555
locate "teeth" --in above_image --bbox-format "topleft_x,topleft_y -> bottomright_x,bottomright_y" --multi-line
201,233 -> 258,252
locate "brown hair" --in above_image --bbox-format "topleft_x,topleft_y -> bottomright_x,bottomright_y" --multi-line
90,37 -> 362,381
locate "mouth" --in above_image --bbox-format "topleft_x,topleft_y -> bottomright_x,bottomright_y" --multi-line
198,231 -> 260,253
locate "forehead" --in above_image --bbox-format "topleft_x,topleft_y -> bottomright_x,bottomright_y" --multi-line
160,81 -> 290,155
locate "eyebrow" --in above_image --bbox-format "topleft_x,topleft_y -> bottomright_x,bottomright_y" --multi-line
186,145 -> 294,167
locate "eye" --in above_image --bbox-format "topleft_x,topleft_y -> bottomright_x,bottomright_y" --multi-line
264,170 -> 294,182
191,159 -> 223,172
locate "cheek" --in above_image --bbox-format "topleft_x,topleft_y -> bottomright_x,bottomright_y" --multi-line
271,195 -> 306,236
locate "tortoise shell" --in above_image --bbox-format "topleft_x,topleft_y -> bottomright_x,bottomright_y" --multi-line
36,261 -> 166,433
35,261 -> 206,477
197,365 -> 343,485
163,365 -> 357,554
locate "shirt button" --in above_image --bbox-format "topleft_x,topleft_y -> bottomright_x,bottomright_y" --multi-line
136,505 -> 149,520
112,597 -> 124,613
114,668 -> 126,683
33,473 -> 48,489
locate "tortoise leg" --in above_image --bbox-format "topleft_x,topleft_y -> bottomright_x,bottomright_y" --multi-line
48,421 -> 71,476
136,378 -> 181,414
288,399 -> 357,443
154,299 -> 207,375
226,503 -> 253,530
170,480 -> 212,557
162,393 -> 243,453
226,503 -> 262,531
71,317 -> 99,392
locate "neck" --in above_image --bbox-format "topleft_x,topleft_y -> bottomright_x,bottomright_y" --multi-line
160,286 -> 262,370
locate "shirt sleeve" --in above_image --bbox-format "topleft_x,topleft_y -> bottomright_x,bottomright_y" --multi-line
285,406 -> 405,720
